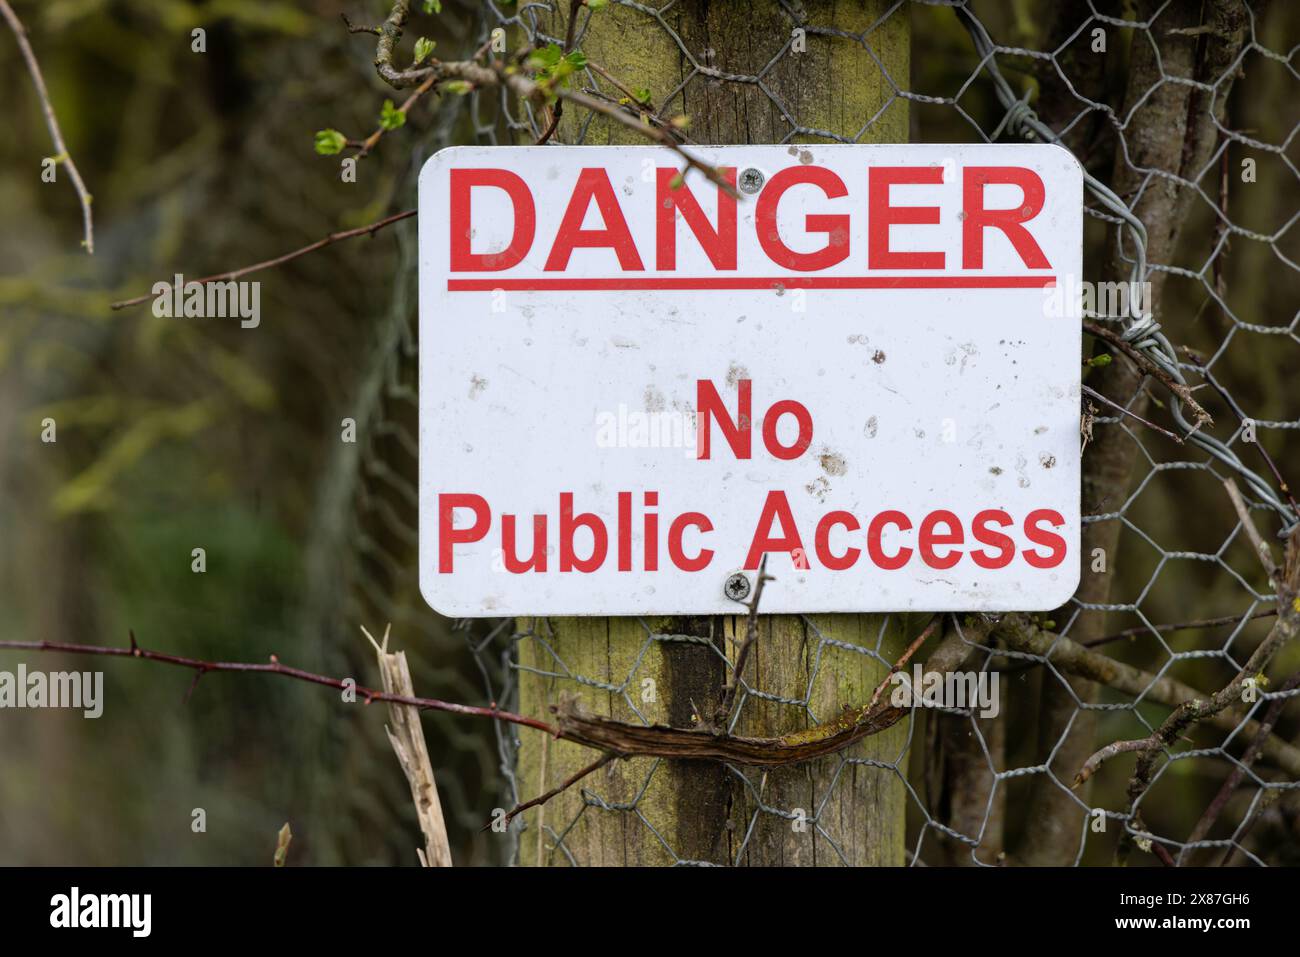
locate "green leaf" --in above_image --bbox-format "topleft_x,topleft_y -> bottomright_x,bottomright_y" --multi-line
422,0 -> 442,13
313,128 -> 347,155
379,99 -> 406,131
414,36 -> 435,64
564,50 -> 588,70
633,86 -> 652,105
587,0 -> 609,8
528,43 -> 564,71
441,80 -> 473,95
668,172 -> 685,190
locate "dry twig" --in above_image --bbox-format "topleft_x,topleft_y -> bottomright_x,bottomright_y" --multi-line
109,210 -> 416,310
1,0 -> 94,253
492,751 -> 616,831
363,624 -> 453,867
716,555 -> 772,723
1070,480 -> 1300,861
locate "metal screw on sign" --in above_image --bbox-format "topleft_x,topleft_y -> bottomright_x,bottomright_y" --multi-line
723,572 -> 751,602
738,168 -> 765,194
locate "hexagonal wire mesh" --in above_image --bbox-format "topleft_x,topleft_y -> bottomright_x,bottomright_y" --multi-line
325,0 -> 1300,865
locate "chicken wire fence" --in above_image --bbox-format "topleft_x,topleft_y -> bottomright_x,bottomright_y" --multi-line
312,0 -> 1300,865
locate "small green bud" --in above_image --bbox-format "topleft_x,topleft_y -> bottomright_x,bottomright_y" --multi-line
314,129 -> 347,155
379,100 -> 406,131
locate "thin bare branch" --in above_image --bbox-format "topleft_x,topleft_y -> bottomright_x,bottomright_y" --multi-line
717,554 -> 771,722
1224,477 -> 1279,581
492,752 -> 616,831
340,12 -> 381,36
1183,672 -> 1300,856
1083,609 -> 1277,648
1069,492 -> 1300,860
1073,734 -> 1159,788
352,73 -> 438,160
866,614 -> 943,713
995,613 -> 1300,778
109,209 -> 416,310
1183,348 -> 1300,523
1082,382 -> 1183,443
1,0 -> 94,253
1083,319 -> 1212,428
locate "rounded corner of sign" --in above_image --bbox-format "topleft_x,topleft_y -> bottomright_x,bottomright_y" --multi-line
1029,565 -> 1082,612
418,575 -> 469,619
1040,141 -> 1087,187
418,146 -> 466,186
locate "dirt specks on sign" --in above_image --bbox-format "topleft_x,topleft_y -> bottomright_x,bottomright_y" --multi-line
819,450 -> 847,476
806,475 -> 830,502
945,341 -> 978,372
469,374 -> 488,399
1039,453 -> 1057,469
644,385 -> 666,413
871,349 -> 887,364
726,362 -> 749,388
865,415 -> 878,438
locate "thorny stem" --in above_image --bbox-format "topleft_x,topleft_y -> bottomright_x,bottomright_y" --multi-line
0,620 -> 978,770
0,633 -> 557,736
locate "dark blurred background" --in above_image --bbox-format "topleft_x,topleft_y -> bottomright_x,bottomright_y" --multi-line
1,0 -> 1297,865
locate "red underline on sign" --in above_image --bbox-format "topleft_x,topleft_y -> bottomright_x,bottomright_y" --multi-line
446,276 -> 1057,291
